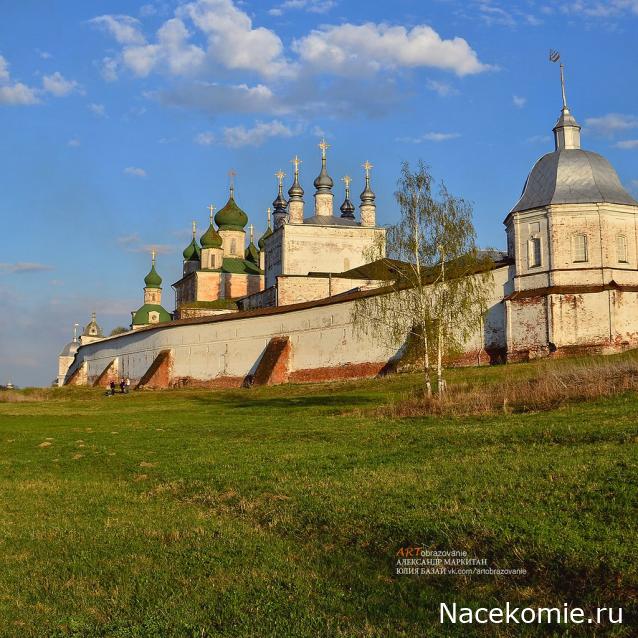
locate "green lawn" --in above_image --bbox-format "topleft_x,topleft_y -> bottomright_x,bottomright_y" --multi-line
0,359 -> 636,637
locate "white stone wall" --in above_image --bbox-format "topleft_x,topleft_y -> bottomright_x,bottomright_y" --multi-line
66,265 -> 510,386
265,224 -> 386,288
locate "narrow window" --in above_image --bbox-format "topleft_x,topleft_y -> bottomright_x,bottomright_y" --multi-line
572,234 -> 588,263
617,234 -> 628,263
231,240 -> 237,254
528,237 -> 541,268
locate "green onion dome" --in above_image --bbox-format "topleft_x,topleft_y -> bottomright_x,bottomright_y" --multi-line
258,226 -> 272,250
214,193 -> 248,231
200,223 -> 223,249
245,241 -> 260,265
183,238 -> 201,261
144,263 -> 162,288
132,304 -> 172,326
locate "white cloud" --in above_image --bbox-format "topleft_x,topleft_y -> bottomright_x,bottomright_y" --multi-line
178,0 -> 291,78
0,55 -> 9,81
37,49 -> 53,60
269,0 -> 337,15
560,1 -> 638,17
67,137 -> 81,147
0,82 -> 40,105
0,262 -> 54,274
397,131 -> 461,143
0,54 -> 40,105
426,79 -> 458,96
585,113 -> 638,136
194,131 -> 215,145
293,22 -> 490,76
615,139 -> 638,149
221,120 -> 296,147
90,15 -> 146,45
526,134 -> 552,145
124,166 -> 147,177
140,4 -> 158,17
42,71 -> 80,96
513,95 -> 526,108
122,17 -> 206,77
157,81 -> 282,115
101,57 -> 119,82
89,102 -> 107,117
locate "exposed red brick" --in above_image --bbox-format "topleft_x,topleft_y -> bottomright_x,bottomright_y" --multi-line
170,376 -> 245,389
92,359 -> 118,388
251,337 -> 291,386
289,361 -> 387,383
65,362 -> 85,386
137,350 -> 172,389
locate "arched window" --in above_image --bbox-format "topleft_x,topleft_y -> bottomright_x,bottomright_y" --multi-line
617,234 -> 628,263
211,254 -> 216,268
572,234 -> 588,263
528,237 -> 541,268
231,240 -> 237,254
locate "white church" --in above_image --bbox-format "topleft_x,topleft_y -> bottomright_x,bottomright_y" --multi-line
59,68 -> 638,389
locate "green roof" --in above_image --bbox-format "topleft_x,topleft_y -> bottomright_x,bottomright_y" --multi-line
221,257 -> 262,275
258,226 -> 272,249
245,241 -> 260,265
132,303 -> 172,326
183,238 -> 201,261
215,194 -> 248,231
144,264 -> 162,287
179,299 -> 238,310
200,223 -> 223,249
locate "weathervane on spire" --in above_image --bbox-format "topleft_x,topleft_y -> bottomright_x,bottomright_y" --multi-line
208,204 -> 216,223
318,138 -> 330,159
549,49 -> 567,109
228,168 -> 236,196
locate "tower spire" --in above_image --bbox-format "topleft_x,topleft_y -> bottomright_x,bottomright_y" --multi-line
340,175 -> 355,220
267,206 -> 272,229
228,169 -> 236,198
192,220 -> 197,238
273,170 -> 288,228
208,204 -> 215,224
549,51 -> 581,151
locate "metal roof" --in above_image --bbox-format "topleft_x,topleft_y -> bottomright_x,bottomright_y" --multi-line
511,149 -> 638,213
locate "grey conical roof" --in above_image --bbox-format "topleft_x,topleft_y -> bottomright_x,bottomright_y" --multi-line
360,174 -> 375,204
288,171 -> 304,201
511,149 -> 638,213
314,156 -> 333,193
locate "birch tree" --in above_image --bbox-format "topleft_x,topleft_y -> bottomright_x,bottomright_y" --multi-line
353,161 -> 493,396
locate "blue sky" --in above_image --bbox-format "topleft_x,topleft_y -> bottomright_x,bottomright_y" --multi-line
1,0 -> 637,386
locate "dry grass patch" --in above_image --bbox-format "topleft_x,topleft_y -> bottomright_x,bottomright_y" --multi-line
372,357 -> 638,417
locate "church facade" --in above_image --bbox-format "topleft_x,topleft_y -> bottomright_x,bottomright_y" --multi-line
59,71 -> 638,389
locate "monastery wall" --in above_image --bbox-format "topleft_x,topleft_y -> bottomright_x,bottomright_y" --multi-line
66,266 -> 510,388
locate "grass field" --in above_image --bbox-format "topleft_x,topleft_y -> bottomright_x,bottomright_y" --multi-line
1,355 -> 636,637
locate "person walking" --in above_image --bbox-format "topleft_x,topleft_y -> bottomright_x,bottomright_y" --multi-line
119,378 -> 126,394
125,377 -> 130,394
109,380 -> 116,396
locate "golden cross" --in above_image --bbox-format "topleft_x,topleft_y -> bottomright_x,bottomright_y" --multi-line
208,203 -> 215,223
275,169 -> 285,185
192,220 -> 197,237
151,249 -> 156,264
291,155 -> 302,173
362,160 -> 373,178
341,175 -> 352,189
318,137 -> 329,158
